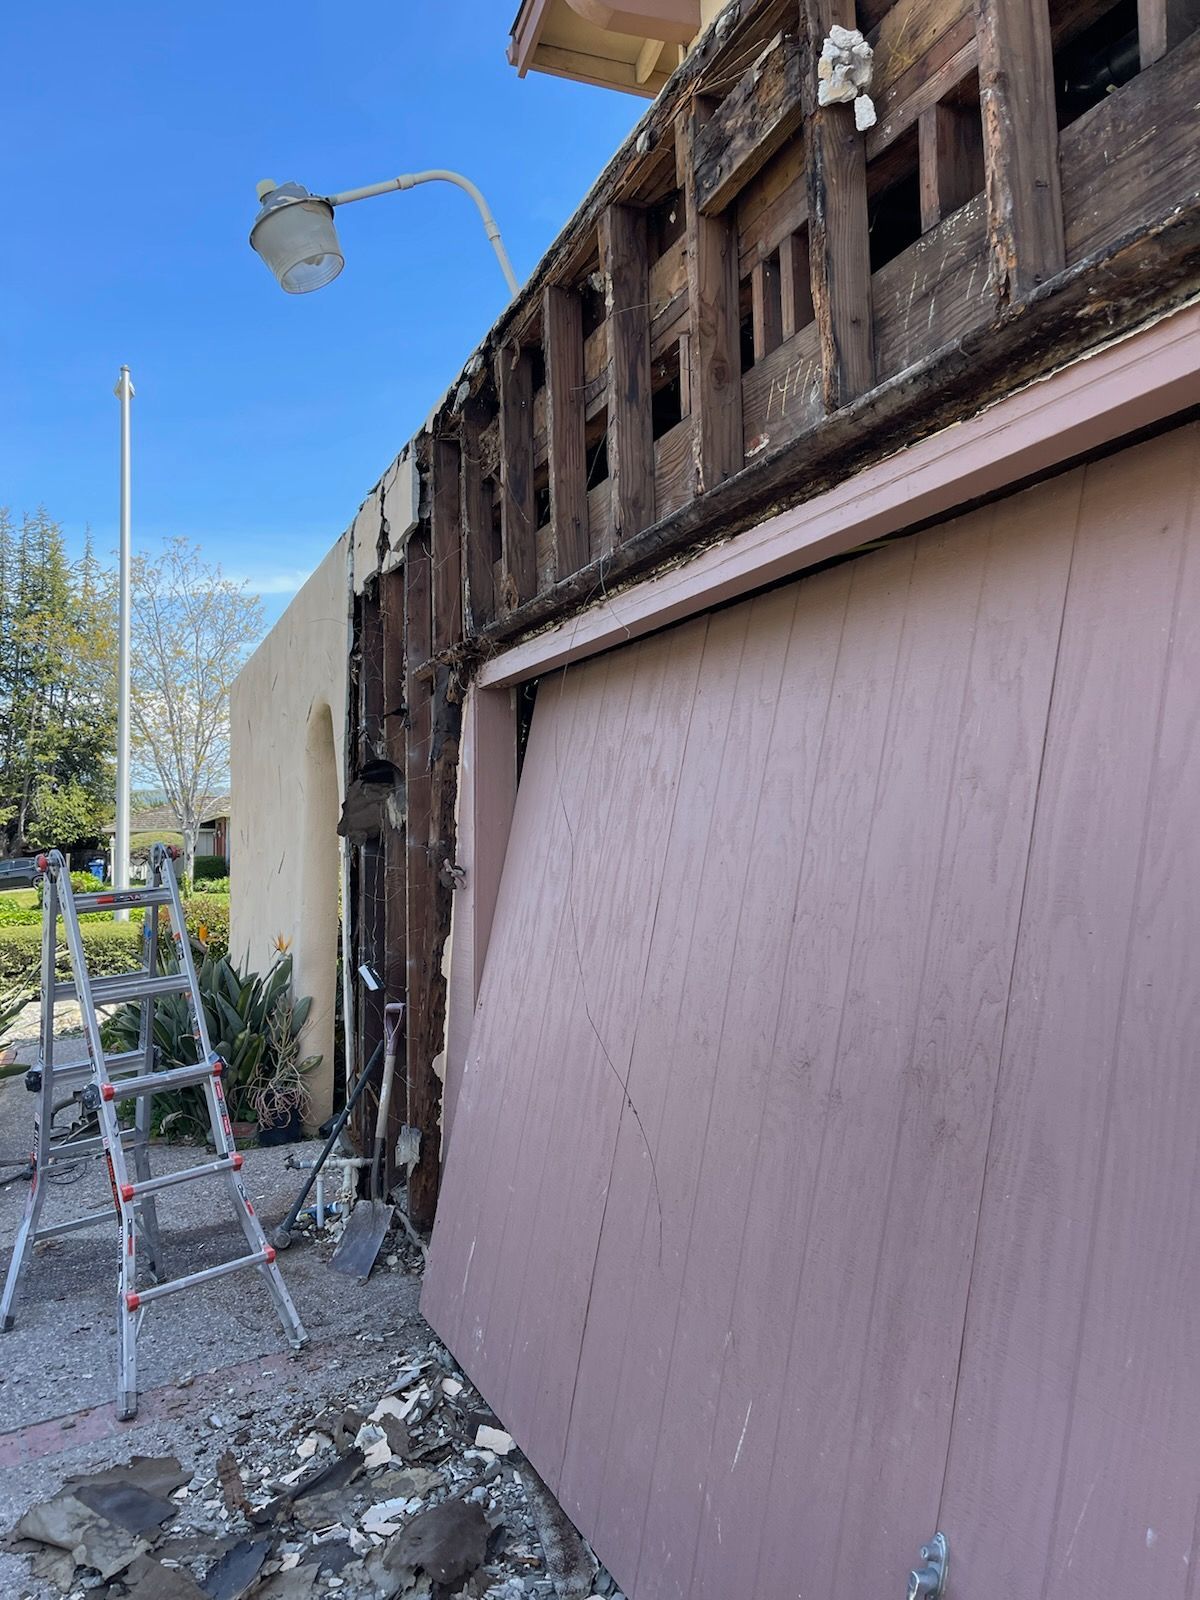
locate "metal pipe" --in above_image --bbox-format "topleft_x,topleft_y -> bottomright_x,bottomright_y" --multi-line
112,366 -> 134,920
325,170 -> 520,295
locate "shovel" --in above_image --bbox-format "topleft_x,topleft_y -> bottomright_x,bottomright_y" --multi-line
330,1002 -> 404,1282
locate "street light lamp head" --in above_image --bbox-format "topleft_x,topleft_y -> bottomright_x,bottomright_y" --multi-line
249,180 -> 344,294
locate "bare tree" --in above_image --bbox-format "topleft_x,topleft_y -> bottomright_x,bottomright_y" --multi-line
130,539 -> 264,882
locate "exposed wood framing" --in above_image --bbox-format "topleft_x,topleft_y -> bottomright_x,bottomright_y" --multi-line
919,101 -> 984,232
349,0 -> 1200,1239
431,438 -> 463,654
779,228 -> 814,339
378,563 -> 408,1193
498,344 -> 537,609
404,533 -> 439,1229
692,30 -> 804,215
803,0 -> 874,408
1139,0 -> 1200,66
751,252 -> 784,359
543,286 -> 589,575
677,98 -> 744,491
977,0 -> 1065,301
462,401 -> 497,632
601,204 -> 656,540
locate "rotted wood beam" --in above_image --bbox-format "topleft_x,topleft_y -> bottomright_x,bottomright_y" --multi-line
543,285 -> 589,576
977,0 -> 1065,301
403,531 -> 440,1229
497,343 -> 537,610
676,98 -> 744,492
601,204 -> 656,540
461,401 -> 497,633
431,437 -> 463,654
802,0 -> 874,410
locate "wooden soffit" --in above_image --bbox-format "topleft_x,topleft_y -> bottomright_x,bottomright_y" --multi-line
509,0 -> 699,96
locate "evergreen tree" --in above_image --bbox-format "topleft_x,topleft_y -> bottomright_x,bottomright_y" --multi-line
0,508 -> 118,855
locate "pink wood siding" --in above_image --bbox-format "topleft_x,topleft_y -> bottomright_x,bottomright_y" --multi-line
424,422 -> 1200,1599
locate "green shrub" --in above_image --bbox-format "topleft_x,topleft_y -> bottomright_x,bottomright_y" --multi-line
197,877 -> 230,896
182,893 -> 229,959
0,922 -> 143,984
38,869 -> 111,907
193,855 -> 228,882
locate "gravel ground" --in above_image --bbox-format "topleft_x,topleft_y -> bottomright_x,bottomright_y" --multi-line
0,1024 -> 611,1600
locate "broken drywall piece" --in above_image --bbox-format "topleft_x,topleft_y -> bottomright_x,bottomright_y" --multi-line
474,1424 -> 515,1455
817,24 -> 875,132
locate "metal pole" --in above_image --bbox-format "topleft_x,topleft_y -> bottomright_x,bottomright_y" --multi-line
325,170 -> 521,295
113,366 -> 134,919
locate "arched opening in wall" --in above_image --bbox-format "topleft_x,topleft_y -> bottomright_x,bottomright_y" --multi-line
301,700 -> 341,1122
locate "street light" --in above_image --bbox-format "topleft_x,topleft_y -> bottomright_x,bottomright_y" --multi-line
249,171 -> 520,296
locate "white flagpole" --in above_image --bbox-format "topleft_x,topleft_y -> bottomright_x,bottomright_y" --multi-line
113,366 -> 134,917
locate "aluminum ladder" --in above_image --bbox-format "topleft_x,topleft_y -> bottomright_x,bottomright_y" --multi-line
0,845 -> 307,1418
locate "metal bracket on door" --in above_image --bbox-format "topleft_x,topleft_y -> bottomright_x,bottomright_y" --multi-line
906,1532 -> 948,1599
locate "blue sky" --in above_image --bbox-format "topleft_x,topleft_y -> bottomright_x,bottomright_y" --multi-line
0,4 -> 642,624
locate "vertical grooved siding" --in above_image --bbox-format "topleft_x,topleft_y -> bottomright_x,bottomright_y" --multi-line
424,421 -> 1200,1600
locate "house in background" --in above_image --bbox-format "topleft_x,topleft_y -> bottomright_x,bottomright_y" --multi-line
104,794 -> 232,869
234,1 -> 1200,1594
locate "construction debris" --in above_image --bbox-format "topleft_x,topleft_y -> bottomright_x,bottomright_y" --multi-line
817,24 -> 876,129
6,1339 -> 630,1600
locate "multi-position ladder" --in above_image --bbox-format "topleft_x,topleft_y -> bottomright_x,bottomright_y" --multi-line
0,845 -> 307,1418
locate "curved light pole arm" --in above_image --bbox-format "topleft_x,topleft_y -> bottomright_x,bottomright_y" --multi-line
325,169 -> 520,295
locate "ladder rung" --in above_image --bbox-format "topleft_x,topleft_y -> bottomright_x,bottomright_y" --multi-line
72,887 -> 173,913
31,1049 -> 147,1087
126,1247 -> 277,1310
101,1059 -> 220,1103
35,1209 -> 115,1241
44,1128 -> 140,1165
119,1154 -> 242,1201
54,972 -> 191,1005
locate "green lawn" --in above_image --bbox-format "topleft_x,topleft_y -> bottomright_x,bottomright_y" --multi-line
0,888 -> 38,909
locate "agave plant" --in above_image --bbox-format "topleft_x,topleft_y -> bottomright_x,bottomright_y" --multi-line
101,946 -> 317,1138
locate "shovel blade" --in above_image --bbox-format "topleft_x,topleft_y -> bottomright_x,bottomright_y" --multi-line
329,1200 -> 394,1282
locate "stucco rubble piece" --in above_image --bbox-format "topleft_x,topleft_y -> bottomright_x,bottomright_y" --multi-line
818,24 -> 875,128
351,485 -> 384,595
381,441 -> 421,573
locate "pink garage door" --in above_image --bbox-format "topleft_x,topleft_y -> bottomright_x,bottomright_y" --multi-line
424,422 -> 1200,1599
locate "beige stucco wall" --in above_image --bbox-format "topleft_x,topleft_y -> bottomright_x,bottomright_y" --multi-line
230,533 -> 350,1121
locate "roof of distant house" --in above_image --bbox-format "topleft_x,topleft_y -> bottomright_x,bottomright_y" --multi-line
104,794 -> 231,836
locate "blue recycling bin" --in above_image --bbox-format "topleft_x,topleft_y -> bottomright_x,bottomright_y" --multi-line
87,857 -> 105,882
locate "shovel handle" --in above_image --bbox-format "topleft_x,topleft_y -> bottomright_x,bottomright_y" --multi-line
370,1003 -> 405,1200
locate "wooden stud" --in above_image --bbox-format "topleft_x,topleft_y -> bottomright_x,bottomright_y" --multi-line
751,253 -> 784,361
461,402 -> 496,633
543,285 -> 589,576
918,101 -> 985,233
802,0 -> 874,410
1139,0 -> 1200,65
431,437 -> 462,655
379,565 -> 407,770
676,99 -> 744,493
779,229 -> 814,339
404,531 -> 440,1229
977,0 -> 1065,302
498,343 -> 537,609
600,204 -> 656,541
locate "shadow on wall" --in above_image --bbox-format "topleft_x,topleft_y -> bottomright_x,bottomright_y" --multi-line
297,700 -> 341,1121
